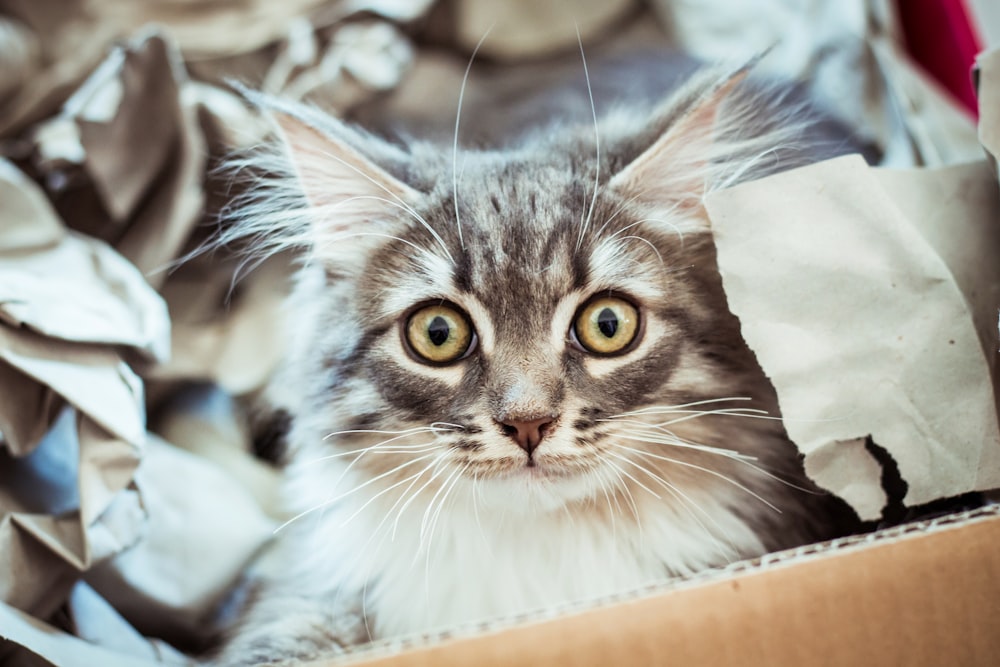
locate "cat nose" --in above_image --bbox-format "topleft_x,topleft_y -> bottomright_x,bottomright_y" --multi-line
497,416 -> 556,454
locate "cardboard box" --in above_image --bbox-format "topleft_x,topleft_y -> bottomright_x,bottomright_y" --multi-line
329,505 -> 1000,667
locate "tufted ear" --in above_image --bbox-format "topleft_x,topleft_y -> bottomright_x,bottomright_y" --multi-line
608,68 -> 749,212
271,111 -> 421,238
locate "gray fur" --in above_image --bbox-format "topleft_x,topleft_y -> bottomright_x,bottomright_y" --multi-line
212,51 -> 862,666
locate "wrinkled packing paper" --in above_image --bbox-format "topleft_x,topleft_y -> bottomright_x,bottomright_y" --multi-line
0,0 -> 433,137
2,0 -> 1000,665
0,160 -> 164,613
0,31 -> 280,667
703,48 -> 1000,521
0,3 -> 430,663
650,0 -> 986,168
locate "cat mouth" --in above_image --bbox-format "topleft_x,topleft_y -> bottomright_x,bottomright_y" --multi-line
500,458 -> 581,482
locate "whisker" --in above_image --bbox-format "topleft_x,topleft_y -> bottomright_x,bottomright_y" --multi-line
274,452 -> 439,533
394,455 -> 452,541
422,463 -> 467,590
302,444 -> 439,464
602,451 -> 662,500
606,397 -> 755,418
430,421 -> 467,431
369,455 -> 446,553
610,443 -> 781,513
470,470 -> 490,549
596,454 -> 643,532
420,463 -> 464,544
606,450 -> 740,558
322,425 -> 450,441
593,469 -> 619,550
593,192 -> 645,239
338,468 -> 428,529
616,235 -> 664,266
453,24 -> 495,251
314,230 -> 450,263
611,429 -> 819,494
606,214 -> 685,246
575,21 -> 601,251
608,426 -> 755,461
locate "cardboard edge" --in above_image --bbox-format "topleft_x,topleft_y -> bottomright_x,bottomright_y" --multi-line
328,505 -> 1000,665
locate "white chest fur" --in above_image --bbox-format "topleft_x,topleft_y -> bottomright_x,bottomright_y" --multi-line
290,477 -> 764,640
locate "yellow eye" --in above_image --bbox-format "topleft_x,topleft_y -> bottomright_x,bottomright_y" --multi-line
405,303 -> 475,364
573,296 -> 640,355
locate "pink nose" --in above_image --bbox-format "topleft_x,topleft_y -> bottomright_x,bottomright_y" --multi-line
498,416 -> 556,454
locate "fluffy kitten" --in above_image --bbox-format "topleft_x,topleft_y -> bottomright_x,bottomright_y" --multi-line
216,53 -> 859,665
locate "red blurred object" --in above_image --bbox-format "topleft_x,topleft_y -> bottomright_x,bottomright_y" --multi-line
897,0 -> 983,117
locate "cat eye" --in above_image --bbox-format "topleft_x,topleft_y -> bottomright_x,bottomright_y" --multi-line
404,303 -> 475,365
572,296 -> 640,356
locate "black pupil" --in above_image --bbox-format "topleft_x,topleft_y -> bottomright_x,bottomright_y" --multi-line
597,308 -> 618,338
427,316 -> 451,346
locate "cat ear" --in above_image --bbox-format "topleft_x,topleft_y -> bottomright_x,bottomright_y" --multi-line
608,68 -> 749,211
270,110 -> 421,237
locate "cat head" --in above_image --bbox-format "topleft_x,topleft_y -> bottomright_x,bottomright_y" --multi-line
241,64 -> 818,523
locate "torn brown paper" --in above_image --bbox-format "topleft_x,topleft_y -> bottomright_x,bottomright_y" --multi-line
151,254 -> 292,396
873,163 -> 1000,382
705,154 -> 1000,521
0,0 -> 380,136
68,582 -> 189,664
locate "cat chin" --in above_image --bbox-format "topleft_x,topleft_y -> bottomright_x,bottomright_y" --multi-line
469,464 -> 601,514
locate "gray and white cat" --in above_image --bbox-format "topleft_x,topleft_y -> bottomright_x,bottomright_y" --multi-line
216,52 -> 860,665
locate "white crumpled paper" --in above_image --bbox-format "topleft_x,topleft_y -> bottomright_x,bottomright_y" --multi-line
705,154 -> 1000,520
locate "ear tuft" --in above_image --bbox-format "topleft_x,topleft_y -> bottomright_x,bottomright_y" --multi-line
271,110 -> 420,237
608,66 -> 750,211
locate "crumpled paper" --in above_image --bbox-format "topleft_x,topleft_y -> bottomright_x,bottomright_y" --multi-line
705,154 -> 1000,521
650,0 -> 984,168
0,0 -> 431,137
1,1 -> 432,663
0,181 -> 166,613
702,42 -> 1000,523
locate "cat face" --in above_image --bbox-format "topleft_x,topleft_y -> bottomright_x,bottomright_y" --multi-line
341,159 -> 715,511
257,68 -> 814,527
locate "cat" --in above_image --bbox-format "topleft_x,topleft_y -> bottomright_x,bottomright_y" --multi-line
213,50 -> 862,665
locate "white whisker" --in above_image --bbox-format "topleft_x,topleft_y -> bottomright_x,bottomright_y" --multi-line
606,397 -> 755,418
617,235 -> 664,266
602,451 -> 662,500
575,21 -> 601,251
610,443 -> 780,513
274,452 -> 439,534
394,455 -> 452,542
453,25 -> 495,250
606,450 -> 740,558
607,424 -> 755,460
